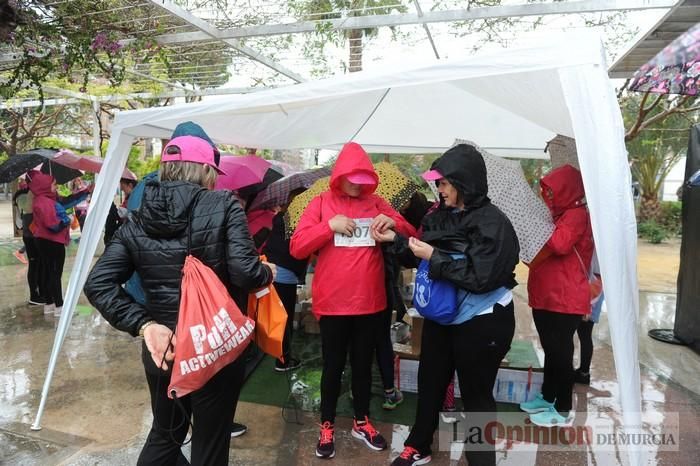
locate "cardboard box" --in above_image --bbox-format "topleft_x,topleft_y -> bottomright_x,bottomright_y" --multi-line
400,268 -> 416,286
399,268 -> 417,301
490,367 -> 543,404
390,322 -> 410,344
395,358 -> 420,393
408,313 -> 423,353
392,343 -> 420,361
394,361 -> 543,404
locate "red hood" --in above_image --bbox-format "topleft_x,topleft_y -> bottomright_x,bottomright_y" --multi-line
540,164 -> 585,218
329,142 -> 378,197
28,171 -> 56,199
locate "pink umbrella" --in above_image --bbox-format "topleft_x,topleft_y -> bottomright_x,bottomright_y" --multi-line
214,154 -> 271,191
53,149 -> 137,180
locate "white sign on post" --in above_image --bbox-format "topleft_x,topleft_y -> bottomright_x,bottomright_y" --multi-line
334,218 -> 376,247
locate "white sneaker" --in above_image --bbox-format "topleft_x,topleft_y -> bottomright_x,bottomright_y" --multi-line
43,304 -> 55,315
54,306 -> 63,317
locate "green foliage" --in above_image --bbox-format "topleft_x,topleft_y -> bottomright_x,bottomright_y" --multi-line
658,201 -> 682,236
637,220 -> 669,244
1,1 -> 232,99
35,136 -> 73,150
367,152 -> 438,188
288,0 -> 408,73
519,159 -> 551,190
621,93 -> 695,207
56,184 -> 71,196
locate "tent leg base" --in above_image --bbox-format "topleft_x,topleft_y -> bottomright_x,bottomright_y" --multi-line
29,424 -> 42,431
648,328 -> 686,345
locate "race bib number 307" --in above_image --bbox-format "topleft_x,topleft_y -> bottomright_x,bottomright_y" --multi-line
334,218 -> 376,247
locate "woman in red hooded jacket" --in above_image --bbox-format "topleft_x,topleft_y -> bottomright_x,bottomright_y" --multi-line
520,164 -> 593,427
290,142 -> 415,460
29,171 -> 90,316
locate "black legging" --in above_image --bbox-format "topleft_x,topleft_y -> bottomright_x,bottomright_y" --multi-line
22,236 -> 42,302
137,347 -> 245,466
532,309 -> 582,412
319,312 -> 383,423
405,302 -> 515,466
274,282 -> 297,362
375,308 -> 395,390
577,320 -> 595,373
35,238 -> 65,307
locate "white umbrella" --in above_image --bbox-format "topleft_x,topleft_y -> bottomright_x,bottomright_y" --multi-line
454,139 -> 554,263
547,134 -> 579,169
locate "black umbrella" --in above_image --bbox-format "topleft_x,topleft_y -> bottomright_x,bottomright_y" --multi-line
237,167 -> 284,211
0,149 -> 82,184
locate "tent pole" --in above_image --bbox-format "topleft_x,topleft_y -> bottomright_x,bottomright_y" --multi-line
30,309 -> 76,430
32,129 -> 135,432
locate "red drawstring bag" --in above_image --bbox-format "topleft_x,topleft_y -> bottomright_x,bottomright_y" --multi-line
168,255 -> 255,399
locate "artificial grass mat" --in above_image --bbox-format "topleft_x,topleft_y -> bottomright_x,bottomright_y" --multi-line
239,331 -> 539,425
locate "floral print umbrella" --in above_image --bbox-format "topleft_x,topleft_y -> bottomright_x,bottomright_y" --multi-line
284,162 -> 420,238
629,22 -> 700,96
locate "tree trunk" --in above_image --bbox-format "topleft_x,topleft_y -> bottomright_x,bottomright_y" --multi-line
348,29 -> 363,73
639,193 -> 662,222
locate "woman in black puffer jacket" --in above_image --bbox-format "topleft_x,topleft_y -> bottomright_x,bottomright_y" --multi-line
85,135 -> 274,466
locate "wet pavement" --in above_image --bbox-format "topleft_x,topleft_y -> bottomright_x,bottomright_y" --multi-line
0,234 -> 699,464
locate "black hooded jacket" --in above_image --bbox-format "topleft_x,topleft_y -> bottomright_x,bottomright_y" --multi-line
84,181 -> 273,336
391,144 -> 520,294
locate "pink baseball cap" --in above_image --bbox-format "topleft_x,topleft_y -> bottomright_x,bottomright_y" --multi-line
162,136 -> 226,175
421,169 -> 444,181
345,172 -> 376,185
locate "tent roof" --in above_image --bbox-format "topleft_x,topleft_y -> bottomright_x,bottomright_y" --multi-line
113,32 -> 606,159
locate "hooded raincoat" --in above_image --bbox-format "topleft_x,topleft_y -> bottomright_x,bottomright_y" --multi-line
290,142 -> 415,316
420,145 -> 520,295
527,164 -> 593,315
29,172 -> 71,245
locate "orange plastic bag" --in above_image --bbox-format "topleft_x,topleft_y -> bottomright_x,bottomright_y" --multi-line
168,255 -> 255,399
70,214 -> 80,230
248,262 -> 288,361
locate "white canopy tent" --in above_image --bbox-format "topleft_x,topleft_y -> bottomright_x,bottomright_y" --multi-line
34,31 -> 642,464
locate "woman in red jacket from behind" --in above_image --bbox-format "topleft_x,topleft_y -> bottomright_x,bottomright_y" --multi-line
520,164 -> 593,427
290,141 -> 415,460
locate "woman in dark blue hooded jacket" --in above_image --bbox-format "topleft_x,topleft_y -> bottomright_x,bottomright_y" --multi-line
375,144 -> 519,466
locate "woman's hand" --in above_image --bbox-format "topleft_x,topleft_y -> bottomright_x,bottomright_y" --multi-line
144,323 -> 176,371
408,237 -> 434,260
371,214 -> 395,233
371,228 -> 396,243
328,215 -> 356,236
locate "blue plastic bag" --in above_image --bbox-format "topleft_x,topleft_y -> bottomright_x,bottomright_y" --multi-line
413,259 -> 459,324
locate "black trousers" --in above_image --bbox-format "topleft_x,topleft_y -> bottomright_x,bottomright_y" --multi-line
274,282 -> 297,362
35,238 -> 65,307
405,302 -> 515,466
319,312 -> 383,423
22,236 -> 42,302
137,352 -> 245,466
577,320 -> 595,373
375,308 -> 395,390
532,309 -> 582,412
